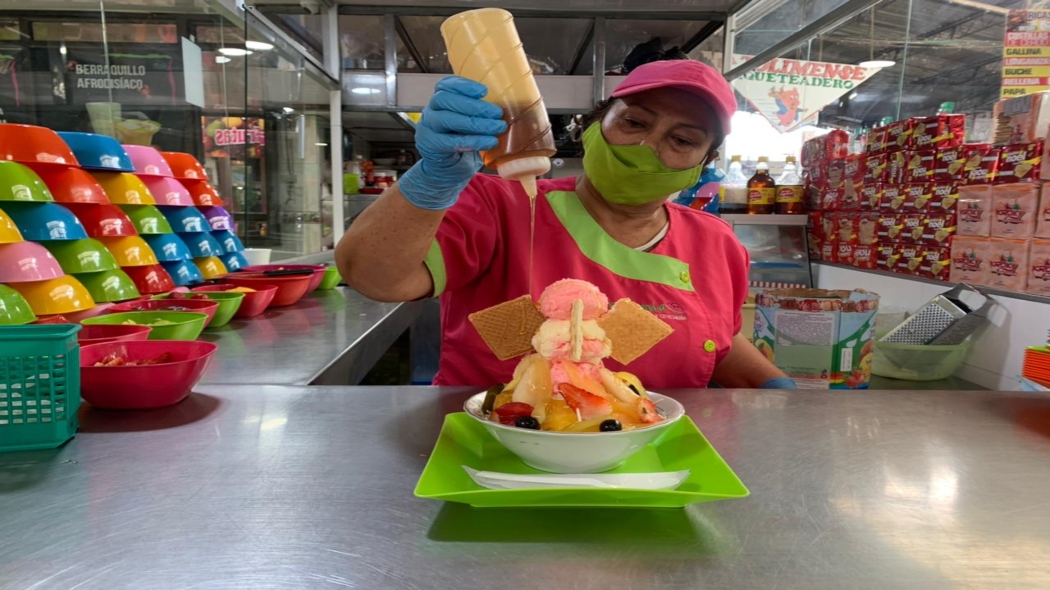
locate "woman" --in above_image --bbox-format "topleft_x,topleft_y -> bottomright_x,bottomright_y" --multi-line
337,59 -> 794,390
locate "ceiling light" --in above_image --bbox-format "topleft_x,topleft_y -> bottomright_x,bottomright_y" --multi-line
849,92 -> 858,100
315,143 -> 328,147
215,55 -> 232,64
350,87 -> 381,95
859,59 -> 896,68
245,40 -> 274,51
282,107 -> 295,114
219,47 -> 253,57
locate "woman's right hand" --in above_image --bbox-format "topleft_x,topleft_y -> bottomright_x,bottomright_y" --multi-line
398,76 -> 507,210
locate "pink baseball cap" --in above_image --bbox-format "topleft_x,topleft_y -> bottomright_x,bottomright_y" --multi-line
611,60 -> 737,136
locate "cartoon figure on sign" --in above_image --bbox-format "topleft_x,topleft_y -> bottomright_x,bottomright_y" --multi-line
769,86 -> 806,127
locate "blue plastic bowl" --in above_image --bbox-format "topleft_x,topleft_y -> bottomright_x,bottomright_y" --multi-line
159,206 -> 209,233
211,230 -> 244,254
57,132 -> 134,172
3,202 -> 89,240
160,259 -> 204,286
143,233 -> 193,262
180,232 -> 223,258
219,251 -> 249,271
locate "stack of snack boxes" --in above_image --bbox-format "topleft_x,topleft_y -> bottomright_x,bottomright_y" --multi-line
805,94 -> 1050,297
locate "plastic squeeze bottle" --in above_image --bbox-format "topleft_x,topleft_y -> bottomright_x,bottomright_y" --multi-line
718,155 -> 749,214
441,8 -> 557,198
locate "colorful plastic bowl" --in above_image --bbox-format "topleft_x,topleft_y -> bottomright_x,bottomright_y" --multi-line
159,206 -> 208,233
223,274 -> 312,307
157,291 -> 243,328
143,233 -> 192,262
219,252 -> 249,271
241,264 -> 326,293
160,152 -> 209,181
0,241 -> 65,282
161,259 -> 204,287
78,323 -> 152,346
56,131 -> 131,171
181,232 -> 223,258
0,161 -> 55,202
61,303 -> 115,323
109,298 -> 219,328
0,284 -> 36,325
212,230 -> 244,254
184,180 -> 223,206
198,206 -> 233,231
0,124 -> 79,167
91,172 -> 155,205
463,391 -> 686,473
192,283 -> 277,318
3,202 -> 88,240
65,203 -> 137,237
29,166 -> 110,204
122,264 -> 176,294
194,256 -> 228,280
122,145 -> 175,177
317,266 -> 342,290
120,204 -> 173,234
80,340 -> 217,409
99,236 -> 159,267
9,275 -> 95,315
143,177 -> 194,207
0,207 -> 23,243
41,238 -> 120,273
82,311 -> 208,341
74,268 -> 141,302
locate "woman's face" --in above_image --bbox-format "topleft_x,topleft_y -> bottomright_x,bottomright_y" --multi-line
600,88 -> 719,171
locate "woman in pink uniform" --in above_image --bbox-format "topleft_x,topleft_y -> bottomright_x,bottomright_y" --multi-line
337,59 -> 794,390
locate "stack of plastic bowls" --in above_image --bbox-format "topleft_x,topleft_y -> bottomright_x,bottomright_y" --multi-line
99,235 -> 172,295
212,229 -> 248,270
0,242 -> 70,324
123,145 -> 195,207
41,238 -> 140,305
158,206 -> 226,281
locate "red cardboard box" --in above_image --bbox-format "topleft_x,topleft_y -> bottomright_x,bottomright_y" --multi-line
886,150 -> 908,185
835,242 -> 857,266
934,146 -> 965,181
909,114 -> 965,150
996,142 -> 1043,183
877,213 -> 904,241
903,183 -> 933,212
901,213 -> 926,244
861,183 -> 882,211
852,243 -> 879,269
884,119 -> 913,151
877,243 -> 901,272
802,137 -> 824,167
824,130 -> 850,160
821,187 -> 845,211
959,144 -> 999,185
866,127 -> 887,154
820,240 -> 837,263
929,182 -> 959,214
920,247 -> 953,281
897,243 -> 925,274
906,149 -> 937,183
857,212 -> 879,245
880,185 -> 906,212
830,212 -> 859,244
864,154 -> 887,183
922,214 -> 958,247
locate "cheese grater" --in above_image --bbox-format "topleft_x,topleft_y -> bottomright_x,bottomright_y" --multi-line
880,283 -> 993,345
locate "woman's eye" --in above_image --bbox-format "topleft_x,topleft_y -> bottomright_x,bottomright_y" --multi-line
623,118 -> 644,129
673,136 -> 696,147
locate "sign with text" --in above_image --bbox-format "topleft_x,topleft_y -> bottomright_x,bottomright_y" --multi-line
202,116 -> 265,159
1002,9 -> 1050,97
731,55 -> 884,133
64,47 -> 180,105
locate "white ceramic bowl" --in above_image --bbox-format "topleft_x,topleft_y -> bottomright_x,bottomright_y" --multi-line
464,391 -> 685,473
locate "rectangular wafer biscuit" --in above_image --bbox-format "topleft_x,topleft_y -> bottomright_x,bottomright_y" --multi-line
598,299 -> 673,365
468,295 -> 546,361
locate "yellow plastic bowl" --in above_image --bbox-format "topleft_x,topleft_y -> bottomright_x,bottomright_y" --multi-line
90,171 -> 156,205
194,256 -> 228,279
9,275 -> 96,315
99,235 -> 159,267
0,206 -> 23,243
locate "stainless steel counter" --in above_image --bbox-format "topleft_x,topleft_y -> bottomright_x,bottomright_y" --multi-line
197,287 -> 421,385
2,386 -> 1048,589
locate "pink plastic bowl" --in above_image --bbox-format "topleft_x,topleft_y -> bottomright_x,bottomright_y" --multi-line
122,145 -> 174,177
78,323 -> 152,346
80,340 -> 218,409
108,297 -> 219,327
0,241 -> 65,282
240,264 -> 326,293
142,177 -> 194,206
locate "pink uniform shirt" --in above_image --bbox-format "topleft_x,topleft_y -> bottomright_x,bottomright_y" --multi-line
425,175 -> 750,389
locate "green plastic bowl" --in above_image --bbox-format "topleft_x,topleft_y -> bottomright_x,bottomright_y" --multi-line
74,269 -> 141,302
41,238 -> 119,273
154,291 -> 244,328
83,311 -> 208,341
0,284 -> 37,325
0,161 -> 54,202
317,266 -> 342,290
119,204 -> 174,234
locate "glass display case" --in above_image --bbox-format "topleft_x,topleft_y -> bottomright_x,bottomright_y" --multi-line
722,214 -> 812,288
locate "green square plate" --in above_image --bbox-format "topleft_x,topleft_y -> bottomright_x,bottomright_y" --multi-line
414,413 -> 749,509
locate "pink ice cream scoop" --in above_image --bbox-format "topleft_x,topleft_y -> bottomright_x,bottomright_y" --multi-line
538,279 -> 609,320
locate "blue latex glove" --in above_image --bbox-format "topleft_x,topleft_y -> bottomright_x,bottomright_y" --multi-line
760,377 -> 798,389
398,76 -> 507,210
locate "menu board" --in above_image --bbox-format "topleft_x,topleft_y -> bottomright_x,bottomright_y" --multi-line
63,46 -> 181,105
1002,9 -> 1050,98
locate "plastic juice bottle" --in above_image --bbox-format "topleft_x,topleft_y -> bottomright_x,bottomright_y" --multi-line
775,156 -> 804,215
718,155 -> 749,214
441,8 -> 557,198
747,156 -> 776,215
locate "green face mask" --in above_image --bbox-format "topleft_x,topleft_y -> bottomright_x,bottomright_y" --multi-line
581,124 -> 702,205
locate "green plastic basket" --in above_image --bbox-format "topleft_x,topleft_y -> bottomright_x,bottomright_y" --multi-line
0,324 -> 82,452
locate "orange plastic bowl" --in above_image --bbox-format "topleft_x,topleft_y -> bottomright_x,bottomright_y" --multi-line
0,123 -> 79,167
160,152 -> 209,181
29,166 -> 110,204
192,284 -> 277,318
222,274 -> 312,307
66,203 -> 137,237
183,180 -> 223,206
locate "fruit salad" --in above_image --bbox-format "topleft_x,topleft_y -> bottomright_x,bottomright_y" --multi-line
478,280 -> 665,433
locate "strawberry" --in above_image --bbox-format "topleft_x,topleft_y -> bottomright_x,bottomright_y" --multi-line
557,383 -> 612,421
494,402 -> 534,425
637,398 -> 661,423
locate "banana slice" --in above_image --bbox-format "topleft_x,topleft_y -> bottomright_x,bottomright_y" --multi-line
614,371 -> 648,398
